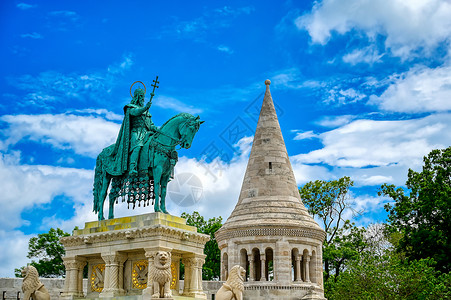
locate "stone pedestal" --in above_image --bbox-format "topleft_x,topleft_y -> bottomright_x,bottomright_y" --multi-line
60,213 -> 209,300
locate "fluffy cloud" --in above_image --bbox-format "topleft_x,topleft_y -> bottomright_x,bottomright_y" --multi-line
0,113 -> 120,157
0,230 -> 32,277
369,65 -> 451,113
0,152 -> 93,232
342,45 -> 383,65
293,113 -> 451,186
297,0 -> 451,59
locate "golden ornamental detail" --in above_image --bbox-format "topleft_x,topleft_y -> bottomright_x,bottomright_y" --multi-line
90,264 -> 105,292
170,262 -> 177,289
132,260 -> 149,289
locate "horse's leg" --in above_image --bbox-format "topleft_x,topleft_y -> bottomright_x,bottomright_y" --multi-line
98,173 -> 110,221
153,165 -> 163,213
108,188 -> 115,219
160,173 -> 170,214
98,174 -> 111,220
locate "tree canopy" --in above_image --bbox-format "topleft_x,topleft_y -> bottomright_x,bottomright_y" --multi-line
181,211 -> 222,280
300,176 -> 366,285
15,227 -> 70,278
380,146 -> 451,273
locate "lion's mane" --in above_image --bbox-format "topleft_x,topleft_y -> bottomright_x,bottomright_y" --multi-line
22,266 -> 43,294
226,265 -> 244,292
149,252 -> 172,284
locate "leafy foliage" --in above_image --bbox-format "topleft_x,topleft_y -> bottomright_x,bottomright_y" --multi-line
15,228 -> 70,278
300,176 -> 366,285
380,147 -> 451,273
328,252 -> 451,300
181,211 -> 222,280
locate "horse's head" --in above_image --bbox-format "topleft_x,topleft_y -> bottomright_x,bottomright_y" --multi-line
179,115 -> 204,149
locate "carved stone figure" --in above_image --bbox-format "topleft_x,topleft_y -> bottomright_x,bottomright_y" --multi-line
216,265 -> 246,300
91,264 -> 105,292
149,251 -> 172,298
93,78 -> 204,220
136,263 -> 148,285
21,266 -> 50,300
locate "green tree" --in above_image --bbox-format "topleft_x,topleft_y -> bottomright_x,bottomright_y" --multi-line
181,211 -> 222,280
15,228 -> 70,278
329,252 -> 451,300
300,177 -> 366,284
379,147 -> 451,273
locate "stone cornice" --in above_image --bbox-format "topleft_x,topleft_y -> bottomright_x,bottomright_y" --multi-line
61,225 -> 209,248
215,226 -> 326,244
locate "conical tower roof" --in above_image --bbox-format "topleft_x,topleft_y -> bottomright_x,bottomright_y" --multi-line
218,80 -> 322,234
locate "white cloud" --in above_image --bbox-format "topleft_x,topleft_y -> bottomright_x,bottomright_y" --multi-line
325,87 -> 366,105
0,152 -> 96,277
297,0 -> 451,59
0,230 -> 32,277
217,45 -> 234,54
17,3 -> 36,10
20,32 -> 43,39
316,115 -> 356,128
0,113 -> 120,157
369,65 -> 451,113
293,113 -> 451,185
292,130 -> 318,140
343,45 -> 384,65
154,95 -> 203,114
49,10 -> 79,20
0,152 -> 93,232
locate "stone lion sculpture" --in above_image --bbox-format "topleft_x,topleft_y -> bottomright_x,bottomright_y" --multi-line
21,266 -> 50,300
149,251 -> 172,298
216,265 -> 246,300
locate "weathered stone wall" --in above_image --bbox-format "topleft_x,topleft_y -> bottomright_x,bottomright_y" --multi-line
0,278 -> 222,300
0,277 -> 74,300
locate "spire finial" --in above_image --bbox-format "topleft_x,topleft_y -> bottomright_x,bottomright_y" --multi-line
265,79 -> 271,86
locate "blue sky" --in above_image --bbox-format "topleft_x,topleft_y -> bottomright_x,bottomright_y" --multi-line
1,0 -> 451,277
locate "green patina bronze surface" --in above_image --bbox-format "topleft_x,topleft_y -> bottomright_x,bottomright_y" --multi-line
93,77 -> 204,220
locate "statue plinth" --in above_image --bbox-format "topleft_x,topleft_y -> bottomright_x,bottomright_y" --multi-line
60,213 -> 209,300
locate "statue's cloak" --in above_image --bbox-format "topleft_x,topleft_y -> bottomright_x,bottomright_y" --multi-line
102,104 -> 134,176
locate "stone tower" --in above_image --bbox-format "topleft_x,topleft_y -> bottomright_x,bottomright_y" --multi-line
215,80 -> 326,300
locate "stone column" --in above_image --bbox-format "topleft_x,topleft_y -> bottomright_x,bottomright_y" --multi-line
304,256 -> 311,283
77,260 -> 87,296
295,256 -> 302,282
317,246 -> 324,287
274,240 -> 291,282
260,254 -> 266,281
182,256 -> 191,296
100,252 -> 127,298
142,250 -> 156,300
62,257 -> 85,298
181,255 -> 206,299
248,254 -> 255,281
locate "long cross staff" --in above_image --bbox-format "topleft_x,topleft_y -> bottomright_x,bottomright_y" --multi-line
149,75 -> 159,102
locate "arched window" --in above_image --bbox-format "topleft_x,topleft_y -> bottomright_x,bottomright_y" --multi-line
252,248 -> 261,281
265,247 -> 274,281
222,252 -> 229,281
240,249 -> 249,281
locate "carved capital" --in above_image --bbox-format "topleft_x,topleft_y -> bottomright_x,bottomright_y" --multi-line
63,257 -> 85,270
101,252 -> 127,265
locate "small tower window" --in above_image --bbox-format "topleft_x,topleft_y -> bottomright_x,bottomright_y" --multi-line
269,162 -> 272,170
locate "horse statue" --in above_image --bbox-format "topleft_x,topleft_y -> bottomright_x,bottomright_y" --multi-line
93,112 -> 204,220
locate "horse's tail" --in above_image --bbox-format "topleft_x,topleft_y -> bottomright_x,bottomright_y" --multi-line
93,154 -> 104,214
